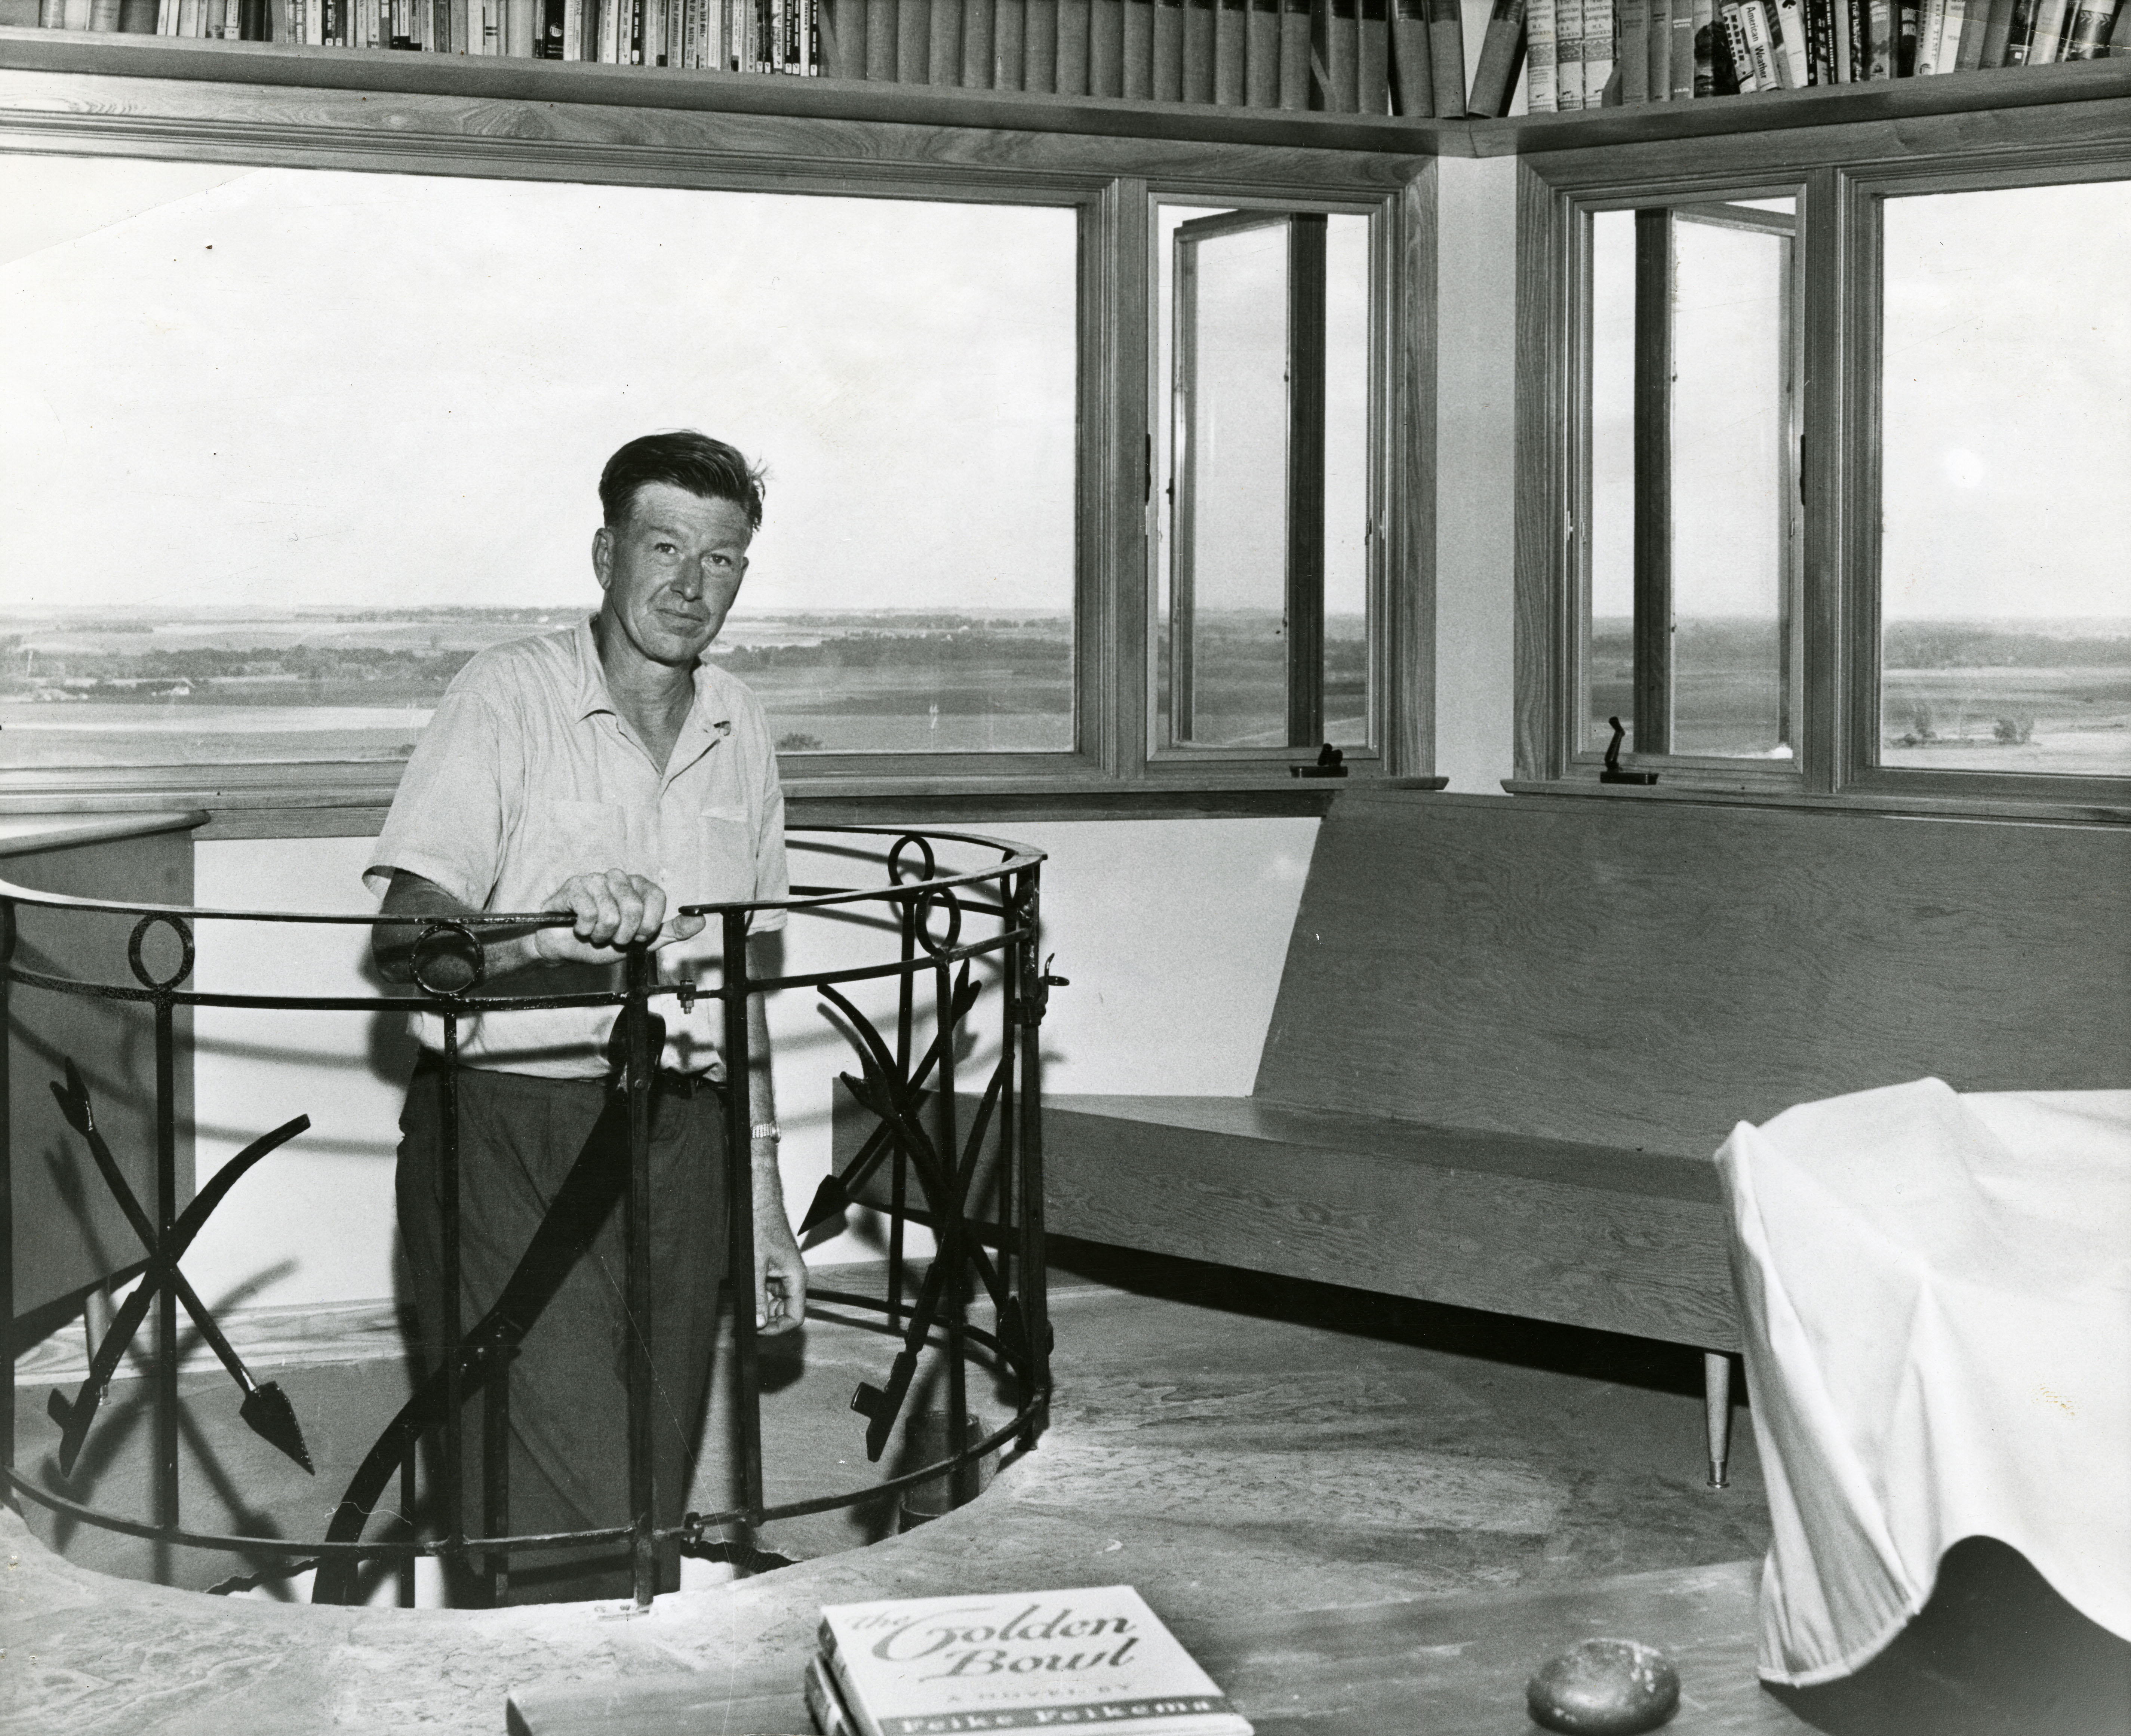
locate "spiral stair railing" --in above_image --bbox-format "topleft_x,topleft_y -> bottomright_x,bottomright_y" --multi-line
0,825 -> 1054,1609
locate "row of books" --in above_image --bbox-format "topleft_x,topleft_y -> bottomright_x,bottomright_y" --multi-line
21,0 -> 1477,116
28,0 -> 2121,109
808,1586 -> 1253,1736
34,0 -> 824,70
1507,0 -> 2127,110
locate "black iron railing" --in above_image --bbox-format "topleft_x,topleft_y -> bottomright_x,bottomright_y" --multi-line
1,825 -> 1052,1609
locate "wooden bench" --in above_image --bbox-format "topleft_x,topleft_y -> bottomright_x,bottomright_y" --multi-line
833,789 -> 2131,1484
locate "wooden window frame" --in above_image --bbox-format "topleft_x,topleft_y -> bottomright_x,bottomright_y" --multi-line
1514,100 -> 2131,824
0,36 -> 1436,836
1150,196 -> 1385,773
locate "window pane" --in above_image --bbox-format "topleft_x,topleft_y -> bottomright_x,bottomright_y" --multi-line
1879,180 -> 2131,778
1587,197 -> 1798,761
0,158 -> 1077,770
1155,204 -> 1371,754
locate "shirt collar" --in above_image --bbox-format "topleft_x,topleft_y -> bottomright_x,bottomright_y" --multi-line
570,614 -> 735,732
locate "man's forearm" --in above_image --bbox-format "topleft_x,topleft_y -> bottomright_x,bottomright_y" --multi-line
745,985 -> 783,1199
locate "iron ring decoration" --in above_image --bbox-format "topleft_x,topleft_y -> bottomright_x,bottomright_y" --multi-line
408,919 -> 487,997
912,884 -> 963,958
127,912 -> 196,992
886,831 -> 938,887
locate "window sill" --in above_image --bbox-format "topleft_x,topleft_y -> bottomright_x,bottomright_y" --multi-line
1502,778 -> 2131,828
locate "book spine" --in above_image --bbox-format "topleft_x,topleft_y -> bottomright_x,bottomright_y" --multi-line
1468,0 -> 1525,110
821,1643 -> 891,1736
1427,0 -> 1467,110
929,0 -> 963,80
1844,0 -> 1864,67
1936,0 -> 1968,63
895,0 -> 926,74
1863,0 -> 1890,69
1209,0 -> 1240,94
862,0 -> 892,70
1774,0 -> 1811,73
1953,0 -> 1988,55
1583,0 -> 1611,92
1668,0 -> 1693,91
1246,0 -> 1281,102
1974,0 -> 2014,55
2110,0 -> 2128,47
1358,0 -> 1389,107
1739,0 -> 1778,74
561,0 -> 578,53
2060,0 -> 2117,52
1914,0 -> 1938,58
997,0 -> 1025,79
1555,0 -> 1584,105
2020,0 -> 2066,53
1618,0 -> 1648,98
1027,0 -> 1058,84
1121,0 -> 1153,91
1059,0 -> 1093,88
963,0 -> 996,81
1182,0 -> 1214,99
805,1655 -> 862,1736
1088,0 -> 1122,88
87,0 -> 119,28
1519,0 -> 1549,107
1645,0 -> 1669,99
1277,0 -> 1309,100
1151,0 -> 1181,90
1718,0 -> 1759,80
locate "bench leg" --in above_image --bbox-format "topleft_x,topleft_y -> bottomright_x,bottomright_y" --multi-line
1703,1351 -> 1732,1489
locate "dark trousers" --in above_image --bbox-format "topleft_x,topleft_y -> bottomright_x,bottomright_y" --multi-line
396,1058 -> 728,1604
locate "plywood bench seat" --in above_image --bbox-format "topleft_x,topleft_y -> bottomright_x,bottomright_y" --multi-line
829,1086 -> 1746,1477
1037,1093 -> 1740,1353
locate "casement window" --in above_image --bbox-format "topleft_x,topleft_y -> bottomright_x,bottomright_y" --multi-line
1153,202 -> 1377,766
1518,116 -> 2131,819
0,103 -> 1427,835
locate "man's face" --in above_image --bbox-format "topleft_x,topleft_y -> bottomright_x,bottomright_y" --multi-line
591,482 -> 754,670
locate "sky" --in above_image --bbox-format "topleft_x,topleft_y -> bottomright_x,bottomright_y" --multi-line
1588,181 -> 2128,623
2,156 -> 2123,626
0,156 -> 1077,616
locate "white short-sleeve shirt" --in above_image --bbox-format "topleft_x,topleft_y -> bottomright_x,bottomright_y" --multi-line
366,618 -> 788,1080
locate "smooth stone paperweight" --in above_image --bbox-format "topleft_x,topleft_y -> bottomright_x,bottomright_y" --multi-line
1525,1637 -> 1681,1734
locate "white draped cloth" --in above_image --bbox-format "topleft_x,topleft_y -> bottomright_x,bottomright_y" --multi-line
1716,1078 -> 2131,1686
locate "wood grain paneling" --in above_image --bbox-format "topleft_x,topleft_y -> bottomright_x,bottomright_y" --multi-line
1255,789 -> 2131,1157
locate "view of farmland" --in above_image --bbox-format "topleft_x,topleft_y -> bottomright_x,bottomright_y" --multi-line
1590,616 -> 2131,776
0,606 -> 1074,767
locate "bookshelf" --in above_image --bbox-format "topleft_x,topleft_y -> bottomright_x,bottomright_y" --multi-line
1,22 -> 2126,154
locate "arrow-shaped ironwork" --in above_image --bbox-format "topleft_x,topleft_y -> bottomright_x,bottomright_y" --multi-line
799,967 -> 981,1238
817,983 -> 1026,1461
45,1060 -> 310,1479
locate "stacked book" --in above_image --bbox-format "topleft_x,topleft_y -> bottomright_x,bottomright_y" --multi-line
807,1585 -> 1253,1736
1496,0 -> 2125,113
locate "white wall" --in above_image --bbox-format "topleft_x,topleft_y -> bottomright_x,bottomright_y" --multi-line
1433,153 -> 1521,797
185,817 -> 1318,1309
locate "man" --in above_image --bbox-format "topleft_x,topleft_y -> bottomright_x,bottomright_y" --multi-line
366,430 -> 806,1604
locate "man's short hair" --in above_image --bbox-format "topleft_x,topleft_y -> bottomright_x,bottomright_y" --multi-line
599,431 -> 766,530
